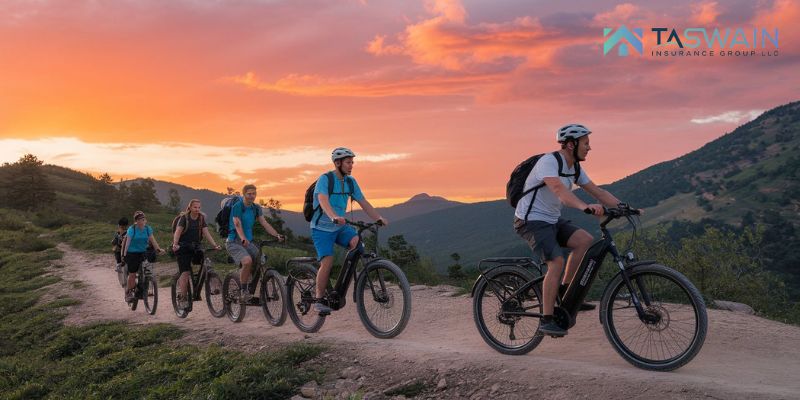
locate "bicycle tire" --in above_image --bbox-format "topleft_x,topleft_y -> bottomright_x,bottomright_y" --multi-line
600,263 -> 707,371
223,273 -> 246,323
143,277 -> 158,315
205,272 -> 226,318
171,273 -> 192,318
354,259 -> 411,339
261,269 -> 287,326
473,265 -> 544,355
286,263 -> 326,333
117,265 -> 127,288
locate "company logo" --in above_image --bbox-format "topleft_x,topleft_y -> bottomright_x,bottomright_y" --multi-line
580,259 -> 597,286
603,26 -> 780,58
603,25 -> 643,56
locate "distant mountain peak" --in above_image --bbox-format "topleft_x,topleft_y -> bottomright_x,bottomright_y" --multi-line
406,193 -> 451,203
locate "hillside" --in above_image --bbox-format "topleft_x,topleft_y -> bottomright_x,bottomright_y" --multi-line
384,101 -> 800,284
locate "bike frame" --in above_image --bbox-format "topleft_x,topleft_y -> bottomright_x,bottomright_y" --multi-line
183,249 -> 215,302
305,221 -> 384,311
135,260 -> 155,299
478,210 -> 656,327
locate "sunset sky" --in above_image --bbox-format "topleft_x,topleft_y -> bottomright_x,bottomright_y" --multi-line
1,0 -> 797,210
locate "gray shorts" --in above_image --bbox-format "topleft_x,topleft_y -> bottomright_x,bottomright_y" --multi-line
225,240 -> 259,266
514,217 -> 580,262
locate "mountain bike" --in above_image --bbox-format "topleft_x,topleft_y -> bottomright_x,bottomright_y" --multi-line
170,247 -> 226,318
127,259 -> 158,315
222,240 -> 287,325
286,220 -> 411,339
472,204 -> 707,371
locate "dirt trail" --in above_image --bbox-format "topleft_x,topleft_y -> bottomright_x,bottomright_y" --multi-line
56,244 -> 800,399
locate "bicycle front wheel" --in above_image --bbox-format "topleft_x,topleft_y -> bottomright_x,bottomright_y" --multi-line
171,273 -> 192,318
600,263 -> 707,371
472,265 -> 543,355
143,278 -> 158,315
223,274 -> 245,323
260,269 -> 287,326
286,263 -> 325,333
355,259 -> 411,339
205,272 -> 226,318
117,265 -> 127,288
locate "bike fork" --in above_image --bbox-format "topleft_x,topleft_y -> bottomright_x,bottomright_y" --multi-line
618,261 -> 650,318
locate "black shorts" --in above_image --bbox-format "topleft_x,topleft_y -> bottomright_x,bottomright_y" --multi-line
176,246 -> 204,274
124,252 -> 145,273
514,217 -> 580,262
114,251 -> 122,264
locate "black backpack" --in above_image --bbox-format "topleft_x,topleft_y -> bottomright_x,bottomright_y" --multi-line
303,171 -> 354,222
214,196 -> 239,237
506,151 -> 581,219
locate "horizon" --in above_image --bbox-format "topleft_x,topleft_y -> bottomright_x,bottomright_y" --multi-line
1,0 -> 797,210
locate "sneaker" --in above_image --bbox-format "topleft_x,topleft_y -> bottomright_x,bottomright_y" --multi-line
176,293 -> 189,310
125,289 -> 135,303
538,320 -> 567,337
579,302 -> 596,311
313,302 -> 332,316
240,288 -> 252,303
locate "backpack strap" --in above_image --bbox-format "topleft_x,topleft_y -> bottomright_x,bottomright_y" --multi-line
314,172 -> 336,225
553,151 -> 581,184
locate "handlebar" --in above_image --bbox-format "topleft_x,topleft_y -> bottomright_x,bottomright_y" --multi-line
583,203 -> 641,218
343,219 -> 384,231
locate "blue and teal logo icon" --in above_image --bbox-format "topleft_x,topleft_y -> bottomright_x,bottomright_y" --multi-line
604,26 -> 643,56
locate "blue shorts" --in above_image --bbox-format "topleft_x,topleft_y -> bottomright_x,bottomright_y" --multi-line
311,226 -> 358,260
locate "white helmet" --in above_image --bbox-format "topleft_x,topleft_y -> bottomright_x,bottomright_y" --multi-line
331,147 -> 356,162
557,124 -> 591,143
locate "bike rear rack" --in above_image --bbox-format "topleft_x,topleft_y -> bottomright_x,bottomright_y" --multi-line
477,257 -> 544,276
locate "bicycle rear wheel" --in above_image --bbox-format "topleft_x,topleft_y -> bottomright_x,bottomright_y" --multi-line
223,273 -> 246,323
261,269 -> 287,326
143,277 -> 158,315
472,265 -> 544,355
355,259 -> 411,339
205,271 -> 226,318
171,273 -> 192,318
286,263 -> 325,333
600,263 -> 707,371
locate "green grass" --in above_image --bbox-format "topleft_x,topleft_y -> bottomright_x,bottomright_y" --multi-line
0,213 -> 326,400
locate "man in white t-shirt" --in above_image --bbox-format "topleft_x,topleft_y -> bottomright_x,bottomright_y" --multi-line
514,123 -> 624,337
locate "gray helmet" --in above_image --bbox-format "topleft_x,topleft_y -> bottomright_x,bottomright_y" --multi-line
331,147 -> 356,162
557,124 -> 591,142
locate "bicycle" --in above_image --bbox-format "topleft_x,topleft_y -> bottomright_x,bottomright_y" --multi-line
221,240 -> 287,325
471,204 -> 708,371
126,258 -> 158,315
285,220 -> 411,339
169,247 -> 226,318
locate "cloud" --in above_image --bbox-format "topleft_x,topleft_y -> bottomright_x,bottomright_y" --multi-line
0,137 -> 409,181
691,1 -> 720,25
225,70 -> 502,97
690,109 -> 764,124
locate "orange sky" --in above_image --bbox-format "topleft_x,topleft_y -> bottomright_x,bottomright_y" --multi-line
1,0 -> 797,210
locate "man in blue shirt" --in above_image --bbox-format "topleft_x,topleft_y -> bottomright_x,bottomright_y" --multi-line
311,147 -> 387,314
226,184 -> 284,301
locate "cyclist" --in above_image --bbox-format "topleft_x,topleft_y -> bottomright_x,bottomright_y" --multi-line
225,184 -> 285,302
122,211 -> 166,303
310,147 -> 387,315
171,199 -> 222,309
514,124 -> 625,337
112,217 -> 129,271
